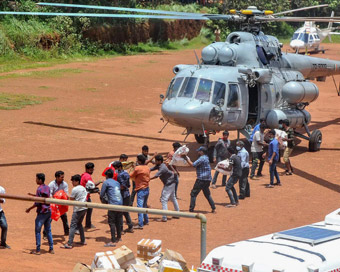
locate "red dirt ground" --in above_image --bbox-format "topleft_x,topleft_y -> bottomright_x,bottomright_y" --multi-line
0,44 -> 340,272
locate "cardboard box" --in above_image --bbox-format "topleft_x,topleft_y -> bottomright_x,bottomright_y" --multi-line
159,260 -> 183,272
128,258 -> 152,272
92,269 -> 125,272
113,245 -> 135,266
163,249 -> 189,272
72,263 -> 91,272
137,239 -> 162,260
91,251 -> 121,269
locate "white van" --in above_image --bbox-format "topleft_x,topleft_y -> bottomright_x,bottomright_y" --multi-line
198,209 -> 340,272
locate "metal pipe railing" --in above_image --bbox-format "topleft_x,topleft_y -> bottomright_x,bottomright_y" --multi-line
0,193 -> 207,262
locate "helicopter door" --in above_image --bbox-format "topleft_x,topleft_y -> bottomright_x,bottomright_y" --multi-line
247,84 -> 259,126
308,34 -> 314,47
226,83 -> 242,123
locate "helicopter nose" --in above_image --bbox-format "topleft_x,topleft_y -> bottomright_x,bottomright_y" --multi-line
161,98 -> 208,127
290,39 -> 304,49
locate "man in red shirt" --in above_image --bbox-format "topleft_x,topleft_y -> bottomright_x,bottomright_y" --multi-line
130,155 -> 150,229
80,162 -> 101,229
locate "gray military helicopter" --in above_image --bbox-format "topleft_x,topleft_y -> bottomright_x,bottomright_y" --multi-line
3,3 -> 340,151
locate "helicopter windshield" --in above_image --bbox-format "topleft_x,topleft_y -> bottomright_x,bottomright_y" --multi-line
212,82 -> 226,105
178,77 -> 198,98
292,33 -> 299,40
167,77 -> 183,99
227,84 -> 240,108
297,33 -> 308,43
195,79 -> 212,102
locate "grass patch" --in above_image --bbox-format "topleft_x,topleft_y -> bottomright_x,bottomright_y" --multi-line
0,68 -> 84,80
85,88 -> 99,92
38,86 -> 49,89
0,92 -> 55,110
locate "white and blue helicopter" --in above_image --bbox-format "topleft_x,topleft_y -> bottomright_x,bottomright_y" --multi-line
290,12 -> 340,54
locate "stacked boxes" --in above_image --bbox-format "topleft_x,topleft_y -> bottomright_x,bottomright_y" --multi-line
89,241 -> 190,272
137,239 -> 162,261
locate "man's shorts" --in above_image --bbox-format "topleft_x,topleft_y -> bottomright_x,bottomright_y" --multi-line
283,147 -> 293,163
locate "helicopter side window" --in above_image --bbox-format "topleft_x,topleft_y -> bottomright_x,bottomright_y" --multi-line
256,45 -> 268,65
227,84 -> 240,108
167,77 -> 183,99
178,77 -> 198,98
195,79 -> 212,102
309,35 -> 314,42
315,34 -> 320,40
212,82 -> 226,106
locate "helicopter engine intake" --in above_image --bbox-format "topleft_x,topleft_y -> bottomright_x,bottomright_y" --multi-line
266,109 -> 311,128
282,81 -> 319,104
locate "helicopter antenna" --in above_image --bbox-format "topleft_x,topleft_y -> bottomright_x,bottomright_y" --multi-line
194,50 -> 201,68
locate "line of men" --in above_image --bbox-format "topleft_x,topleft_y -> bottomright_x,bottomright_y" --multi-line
0,120 -> 295,253
210,118 -> 295,208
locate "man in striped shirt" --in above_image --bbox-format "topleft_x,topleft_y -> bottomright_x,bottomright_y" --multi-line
184,146 -> 216,213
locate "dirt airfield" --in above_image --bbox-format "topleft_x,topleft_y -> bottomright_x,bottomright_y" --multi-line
0,44 -> 340,271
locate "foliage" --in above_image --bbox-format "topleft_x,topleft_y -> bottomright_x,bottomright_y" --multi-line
0,0 -> 338,66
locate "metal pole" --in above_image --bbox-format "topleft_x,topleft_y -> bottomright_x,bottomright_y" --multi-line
0,193 -> 207,262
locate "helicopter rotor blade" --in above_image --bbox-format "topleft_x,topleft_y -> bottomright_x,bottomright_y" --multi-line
0,10 -> 241,21
273,4 -> 329,16
37,2 -> 213,17
258,16 -> 340,23
0,11 -> 210,20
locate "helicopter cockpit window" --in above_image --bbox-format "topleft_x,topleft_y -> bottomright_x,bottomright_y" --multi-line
315,34 -> 320,40
178,77 -> 198,98
212,82 -> 226,105
309,34 -> 314,42
227,84 -> 240,108
167,77 -> 183,99
298,33 -> 308,43
195,79 -> 213,102
292,33 -> 299,40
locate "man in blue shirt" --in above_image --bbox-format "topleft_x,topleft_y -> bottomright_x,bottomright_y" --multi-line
100,169 -> 123,247
265,129 -> 281,188
184,146 -> 216,213
112,161 -> 134,233
249,118 -> 266,143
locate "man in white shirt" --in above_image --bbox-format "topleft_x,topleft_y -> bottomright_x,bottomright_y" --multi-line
61,175 -> 87,249
48,171 -> 69,235
250,124 -> 267,179
0,186 -> 10,249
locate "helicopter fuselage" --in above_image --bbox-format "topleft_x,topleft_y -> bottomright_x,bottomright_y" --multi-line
161,31 -> 340,137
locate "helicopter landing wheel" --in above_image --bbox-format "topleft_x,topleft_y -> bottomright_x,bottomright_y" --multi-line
308,129 -> 322,152
195,134 -> 209,145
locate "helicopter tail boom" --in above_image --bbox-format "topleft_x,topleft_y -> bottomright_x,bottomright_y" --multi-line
284,53 -> 340,79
